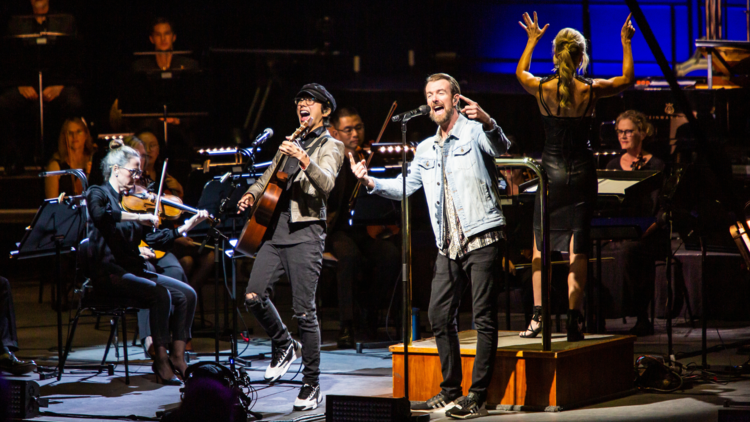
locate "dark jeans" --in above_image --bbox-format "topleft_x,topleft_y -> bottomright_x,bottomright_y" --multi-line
137,253 -> 192,340
328,229 -> 400,325
0,277 -> 19,352
429,243 -> 501,401
245,240 -> 324,385
0,86 -> 83,165
98,270 -> 195,346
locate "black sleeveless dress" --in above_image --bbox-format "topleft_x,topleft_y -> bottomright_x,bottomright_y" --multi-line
533,75 -> 597,254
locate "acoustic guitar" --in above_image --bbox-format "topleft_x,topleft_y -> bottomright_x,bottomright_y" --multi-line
234,120 -> 312,256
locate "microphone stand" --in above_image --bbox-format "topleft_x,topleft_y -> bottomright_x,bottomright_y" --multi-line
399,117 -> 414,401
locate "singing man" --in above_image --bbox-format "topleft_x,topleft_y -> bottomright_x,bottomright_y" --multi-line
351,73 -> 510,419
237,84 -> 344,412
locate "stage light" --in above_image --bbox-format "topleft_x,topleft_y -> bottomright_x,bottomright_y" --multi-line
379,147 -> 386,153
395,146 -> 402,152
387,146 -> 394,152
229,239 -> 238,247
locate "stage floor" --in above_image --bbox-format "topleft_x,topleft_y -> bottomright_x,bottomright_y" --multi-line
6,280 -> 750,421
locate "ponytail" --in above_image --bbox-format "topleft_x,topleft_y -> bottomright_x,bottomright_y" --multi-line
553,28 -> 589,109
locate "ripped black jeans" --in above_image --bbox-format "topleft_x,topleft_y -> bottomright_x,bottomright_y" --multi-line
245,240 -> 323,385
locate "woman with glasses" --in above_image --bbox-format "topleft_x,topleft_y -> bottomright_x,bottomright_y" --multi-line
85,140 -> 209,384
607,110 -> 664,172
516,12 -> 636,341
607,110 -> 666,336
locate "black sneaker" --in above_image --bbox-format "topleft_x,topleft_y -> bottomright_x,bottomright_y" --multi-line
293,383 -> 321,411
445,392 -> 488,419
264,339 -> 301,382
410,391 -> 461,412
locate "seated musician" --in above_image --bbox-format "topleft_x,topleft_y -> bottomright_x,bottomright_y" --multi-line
137,129 -> 213,304
0,0 -> 83,175
327,107 -> 400,348
132,17 -> 199,73
607,110 -> 667,336
86,139 -> 208,383
606,110 -> 665,172
44,117 -> 94,199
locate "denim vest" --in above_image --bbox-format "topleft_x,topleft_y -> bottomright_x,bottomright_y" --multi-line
370,114 -> 510,249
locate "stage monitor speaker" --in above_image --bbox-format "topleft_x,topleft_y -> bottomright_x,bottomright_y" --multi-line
719,407 -> 750,421
7,379 -> 45,420
326,395 -> 428,422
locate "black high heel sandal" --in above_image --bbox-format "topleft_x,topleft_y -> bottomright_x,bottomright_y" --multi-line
152,362 -> 182,385
520,306 -> 543,338
566,309 -> 585,342
168,358 -> 186,381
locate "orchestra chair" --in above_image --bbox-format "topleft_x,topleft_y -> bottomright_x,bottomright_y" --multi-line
60,238 -> 140,384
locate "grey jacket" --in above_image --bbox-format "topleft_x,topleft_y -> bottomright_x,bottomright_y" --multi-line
245,131 -> 345,223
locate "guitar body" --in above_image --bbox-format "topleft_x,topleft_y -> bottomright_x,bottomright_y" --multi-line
235,180 -> 284,256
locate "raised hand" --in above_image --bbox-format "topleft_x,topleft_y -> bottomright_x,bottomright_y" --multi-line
459,95 -> 492,128
237,193 -> 255,213
621,13 -> 636,44
519,11 -> 549,43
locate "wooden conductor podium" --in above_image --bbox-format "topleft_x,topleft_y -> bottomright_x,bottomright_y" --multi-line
391,331 -> 635,410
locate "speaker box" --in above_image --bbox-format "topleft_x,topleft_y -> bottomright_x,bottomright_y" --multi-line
326,395 -> 428,422
8,379 -> 41,420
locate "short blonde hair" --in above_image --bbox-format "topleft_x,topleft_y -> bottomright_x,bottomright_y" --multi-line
616,110 -> 655,139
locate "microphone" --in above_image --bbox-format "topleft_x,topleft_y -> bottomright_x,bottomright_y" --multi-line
219,172 -> 232,184
392,105 -> 430,123
252,128 -> 274,147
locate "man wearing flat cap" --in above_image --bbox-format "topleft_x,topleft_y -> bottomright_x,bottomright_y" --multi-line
238,83 -> 344,411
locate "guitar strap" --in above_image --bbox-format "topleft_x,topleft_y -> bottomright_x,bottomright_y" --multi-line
286,134 -> 327,188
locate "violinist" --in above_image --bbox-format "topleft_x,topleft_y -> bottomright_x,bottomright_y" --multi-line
327,107 -> 400,348
138,130 -> 184,198
237,83 -> 344,412
85,140 -> 208,383
121,135 -> 191,356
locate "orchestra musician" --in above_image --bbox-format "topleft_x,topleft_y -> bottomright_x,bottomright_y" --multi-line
515,12 -> 635,341
327,107 -> 400,348
85,140 -> 208,384
0,0 -> 83,175
607,110 -> 667,336
44,117 -> 95,199
237,84 -> 344,412
351,73 -> 511,419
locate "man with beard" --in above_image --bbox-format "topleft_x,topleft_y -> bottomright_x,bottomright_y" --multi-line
327,107 -> 400,348
351,73 -> 510,419
237,84 -> 344,412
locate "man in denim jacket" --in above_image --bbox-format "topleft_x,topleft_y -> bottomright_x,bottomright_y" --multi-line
351,73 -> 510,419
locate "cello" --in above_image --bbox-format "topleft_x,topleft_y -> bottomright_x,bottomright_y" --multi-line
234,120 -> 312,256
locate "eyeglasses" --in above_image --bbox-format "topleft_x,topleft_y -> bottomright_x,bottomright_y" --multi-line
616,129 -> 636,137
294,97 -> 318,106
119,166 -> 142,179
335,124 -> 364,135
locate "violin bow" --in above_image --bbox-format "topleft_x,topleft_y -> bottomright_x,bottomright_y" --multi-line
348,101 -> 398,211
152,158 -> 168,231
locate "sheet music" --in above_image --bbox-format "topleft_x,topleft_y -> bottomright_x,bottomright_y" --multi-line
597,178 -> 640,195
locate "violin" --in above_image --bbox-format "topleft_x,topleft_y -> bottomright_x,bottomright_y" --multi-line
122,185 -> 217,224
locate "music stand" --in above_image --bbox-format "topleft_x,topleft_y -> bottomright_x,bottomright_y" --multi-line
10,194 -> 85,380
119,53 -> 209,145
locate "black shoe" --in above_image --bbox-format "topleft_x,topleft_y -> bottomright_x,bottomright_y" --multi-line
520,306 -> 542,338
337,323 -> 355,349
445,392 -> 488,419
629,318 -> 654,337
411,391 -> 462,412
567,309 -> 585,342
293,383 -> 322,411
151,362 -> 181,385
0,352 -> 36,375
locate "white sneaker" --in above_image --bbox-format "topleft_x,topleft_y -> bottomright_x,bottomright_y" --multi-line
293,383 -> 321,411
264,339 -> 301,382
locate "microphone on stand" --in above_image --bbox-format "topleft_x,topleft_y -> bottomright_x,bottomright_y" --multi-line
252,128 -> 274,147
219,172 -> 232,184
392,105 -> 430,123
